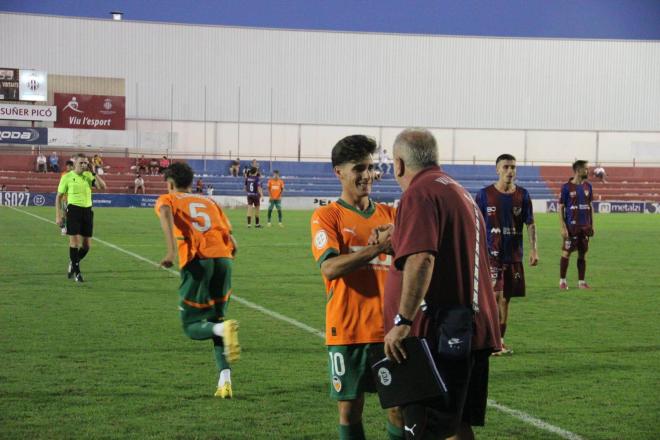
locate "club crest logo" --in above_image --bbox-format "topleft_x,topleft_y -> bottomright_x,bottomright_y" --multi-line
332,375 -> 342,392
513,207 -> 522,216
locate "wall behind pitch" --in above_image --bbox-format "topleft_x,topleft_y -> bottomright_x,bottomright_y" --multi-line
2,13 -> 659,132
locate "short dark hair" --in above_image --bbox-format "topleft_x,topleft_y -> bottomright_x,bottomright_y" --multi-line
572,160 -> 588,172
273,170 -> 280,174
163,162 -> 194,188
331,135 -> 377,167
249,167 -> 258,175
496,154 -> 516,165
65,160 -> 74,166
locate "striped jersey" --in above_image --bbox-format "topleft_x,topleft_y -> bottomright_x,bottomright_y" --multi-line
475,185 -> 534,263
559,179 -> 593,230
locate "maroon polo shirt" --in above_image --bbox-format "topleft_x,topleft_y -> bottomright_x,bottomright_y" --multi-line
383,166 -> 501,351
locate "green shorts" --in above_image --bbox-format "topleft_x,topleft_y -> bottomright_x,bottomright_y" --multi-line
269,199 -> 282,210
179,257 -> 233,325
327,343 -> 381,400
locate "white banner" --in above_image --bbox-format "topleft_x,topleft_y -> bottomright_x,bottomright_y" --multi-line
19,70 -> 47,102
0,103 -> 56,121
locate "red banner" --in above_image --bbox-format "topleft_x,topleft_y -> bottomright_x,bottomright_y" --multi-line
54,93 -> 125,130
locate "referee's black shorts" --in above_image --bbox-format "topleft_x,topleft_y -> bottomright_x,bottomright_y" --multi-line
66,205 -> 94,237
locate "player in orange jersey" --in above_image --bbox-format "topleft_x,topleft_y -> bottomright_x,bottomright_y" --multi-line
155,162 -> 240,398
267,170 -> 285,227
311,135 -> 403,440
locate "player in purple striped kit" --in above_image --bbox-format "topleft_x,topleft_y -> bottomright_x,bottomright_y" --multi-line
558,160 -> 594,290
476,154 -> 538,355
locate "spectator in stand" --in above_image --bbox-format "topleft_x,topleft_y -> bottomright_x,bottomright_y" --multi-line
149,157 -> 160,175
196,178 -> 204,193
134,174 -> 146,194
159,156 -> 170,174
92,154 -> 104,175
230,158 -> 241,177
593,165 -> 607,183
0,184 -> 7,191
250,159 -> 262,176
206,184 -> 215,196
49,152 -> 60,173
136,155 -> 148,174
378,147 -> 392,175
36,153 -> 47,172
23,185 -> 30,192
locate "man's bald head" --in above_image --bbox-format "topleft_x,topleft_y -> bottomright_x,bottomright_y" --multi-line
393,128 -> 438,171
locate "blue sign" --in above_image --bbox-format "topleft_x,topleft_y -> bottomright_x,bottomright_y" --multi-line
0,126 -> 47,144
0,192 -> 158,208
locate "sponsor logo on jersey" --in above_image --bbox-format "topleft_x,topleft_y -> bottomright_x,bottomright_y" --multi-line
350,246 -> 392,266
314,230 -> 328,249
486,206 -> 496,214
570,191 -> 577,197
513,206 -> 522,216
490,227 -> 501,234
342,227 -> 356,236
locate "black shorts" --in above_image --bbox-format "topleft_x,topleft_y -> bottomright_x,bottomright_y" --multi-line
490,259 -> 526,298
66,205 -> 94,237
247,195 -> 260,207
401,349 -> 491,439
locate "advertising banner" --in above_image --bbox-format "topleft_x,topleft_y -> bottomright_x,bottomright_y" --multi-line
18,70 -> 47,102
0,68 -> 19,101
0,192 -> 158,208
547,200 -> 652,214
54,93 -> 125,130
0,103 -> 57,121
0,126 -> 47,145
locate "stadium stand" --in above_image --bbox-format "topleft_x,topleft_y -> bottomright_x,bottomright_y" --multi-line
3,153 -> 659,202
0,153 -> 166,194
541,166 -> 660,202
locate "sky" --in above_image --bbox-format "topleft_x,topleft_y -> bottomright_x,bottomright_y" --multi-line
2,0 -> 660,40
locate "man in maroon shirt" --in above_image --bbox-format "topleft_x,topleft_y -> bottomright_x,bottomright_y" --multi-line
381,128 -> 501,439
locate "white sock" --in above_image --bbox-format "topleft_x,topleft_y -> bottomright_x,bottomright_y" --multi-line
578,280 -> 586,285
212,323 -> 224,338
218,369 -> 231,386
560,278 -> 567,284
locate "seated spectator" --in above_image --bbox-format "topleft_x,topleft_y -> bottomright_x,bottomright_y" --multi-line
593,165 -> 607,183
0,184 -> 6,191
136,155 -> 148,174
230,157 -> 241,177
149,157 -> 160,175
378,147 -> 392,175
49,152 -> 60,173
196,178 -> 204,193
206,184 -> 215,196
23,185 -> 30,192
134,174 -> 146,194
36,153 -> 47,173
159,156 -> 170,174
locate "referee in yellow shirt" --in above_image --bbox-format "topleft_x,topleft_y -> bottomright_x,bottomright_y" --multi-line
55,154 -> 107,282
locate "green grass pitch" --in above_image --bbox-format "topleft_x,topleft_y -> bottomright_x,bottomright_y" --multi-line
1,206 -> 658,439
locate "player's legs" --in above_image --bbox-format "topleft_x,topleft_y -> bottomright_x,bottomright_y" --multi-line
253,202 -> 261,227
179,258 -> 239,396
275,200 -> 283,225
559,236 -> 575,289
338,396 -> 365,439
267,200 -> 274,225
577,234 -> 589,288
246,204 -> 253,226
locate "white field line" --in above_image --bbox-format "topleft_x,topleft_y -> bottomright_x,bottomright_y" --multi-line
8,206 -> 585,440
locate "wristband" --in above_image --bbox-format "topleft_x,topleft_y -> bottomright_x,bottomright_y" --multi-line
394,313 -> 413,326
